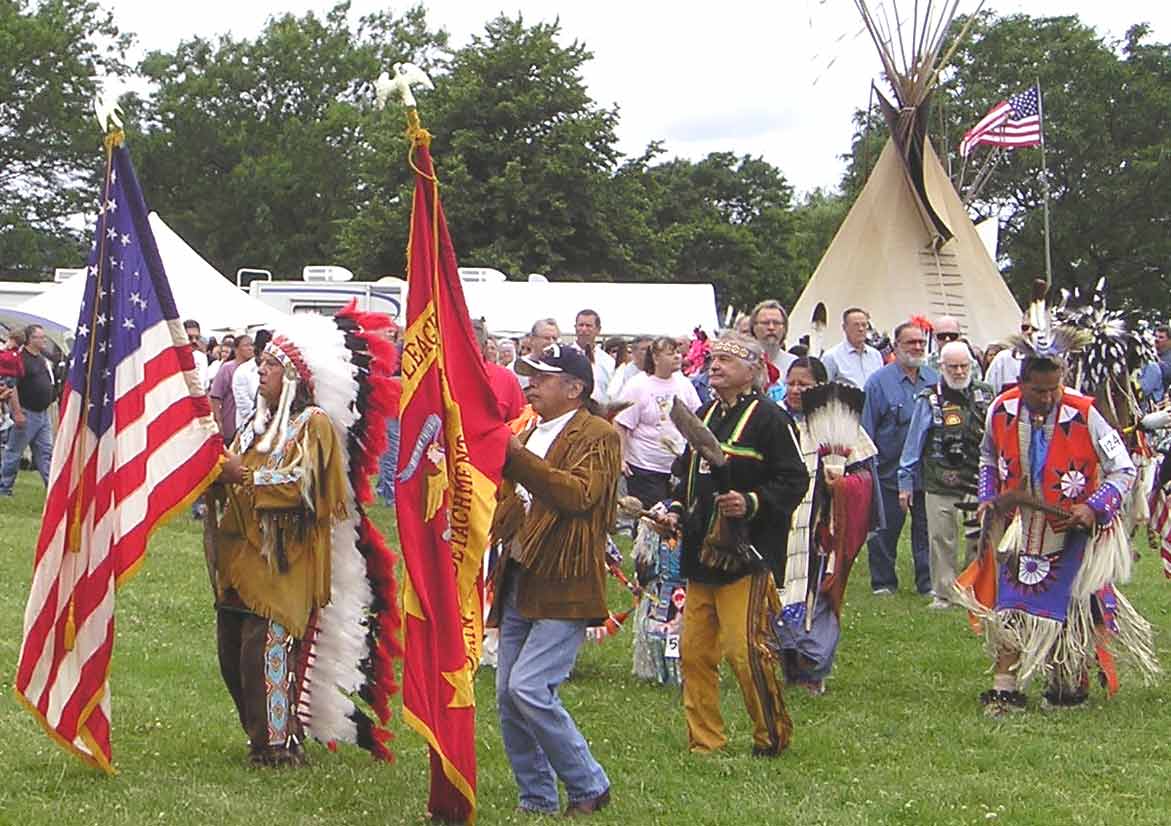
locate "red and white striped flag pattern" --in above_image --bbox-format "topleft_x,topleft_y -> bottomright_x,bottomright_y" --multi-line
959,85 -> 1043,158
1149,484 -> 1171,579
14,135 -> 223,773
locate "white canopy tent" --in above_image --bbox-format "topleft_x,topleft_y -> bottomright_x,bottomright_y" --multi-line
20,213 -> 288,336
463,281 -> 720,339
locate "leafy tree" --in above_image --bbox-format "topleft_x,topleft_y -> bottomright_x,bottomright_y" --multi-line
339,15 -> 640,282
635,151 -> 800,309
0,0 -> 130,276
788,187 -> 849,293
134,2 -> 447,280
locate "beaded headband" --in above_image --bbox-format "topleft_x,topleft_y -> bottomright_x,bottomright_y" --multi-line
265,337 -> 313,389
709,338 -> 754,360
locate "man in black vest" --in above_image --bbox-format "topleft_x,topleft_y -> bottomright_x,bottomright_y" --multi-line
0,325 -> 56,495
896,341 -> 992,608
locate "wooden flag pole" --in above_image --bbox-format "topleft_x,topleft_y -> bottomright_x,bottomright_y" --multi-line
1037,82 -> 1054,287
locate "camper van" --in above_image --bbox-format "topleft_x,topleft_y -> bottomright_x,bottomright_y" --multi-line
248,267 -> 407,323
246,265 -> 720,338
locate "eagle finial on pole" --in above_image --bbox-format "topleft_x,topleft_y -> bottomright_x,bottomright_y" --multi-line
92,75 -> 129,134
375,62 -> 435,110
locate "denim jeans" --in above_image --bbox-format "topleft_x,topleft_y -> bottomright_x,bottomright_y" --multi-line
375,418 -> 400,506
866,485 -> 931,593
0,407 -> 53,493
495,569 -> 609,812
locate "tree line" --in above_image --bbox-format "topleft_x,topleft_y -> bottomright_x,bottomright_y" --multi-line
5,1 -> 1171,314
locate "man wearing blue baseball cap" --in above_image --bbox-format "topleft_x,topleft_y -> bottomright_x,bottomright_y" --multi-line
487,342 -> 620,816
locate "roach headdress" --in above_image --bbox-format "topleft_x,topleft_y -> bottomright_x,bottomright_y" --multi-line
1008,279 -> 1093,366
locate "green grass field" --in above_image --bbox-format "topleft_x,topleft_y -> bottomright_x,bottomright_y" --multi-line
3,470 -> 1171,825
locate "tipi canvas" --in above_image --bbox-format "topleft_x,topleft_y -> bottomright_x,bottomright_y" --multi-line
789,137 -> 1021,349
789,0 -> 1021,349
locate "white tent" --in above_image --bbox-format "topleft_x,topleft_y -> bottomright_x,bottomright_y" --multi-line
20,213 -> 287,335
462,281 -> 720,339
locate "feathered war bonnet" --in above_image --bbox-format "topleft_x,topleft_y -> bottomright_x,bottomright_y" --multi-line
253,313 -> 358,454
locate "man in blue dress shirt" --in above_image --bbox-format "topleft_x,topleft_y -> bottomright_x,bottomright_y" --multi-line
823,308 -> 885,388
861,321 -> 938,595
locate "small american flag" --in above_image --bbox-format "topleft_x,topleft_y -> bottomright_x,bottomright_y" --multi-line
15,136 -> 223,772
959,85 -> 1043,158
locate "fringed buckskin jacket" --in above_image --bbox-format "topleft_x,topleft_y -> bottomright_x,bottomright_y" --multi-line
210,407 -> 348,637
487,407 -> 622,623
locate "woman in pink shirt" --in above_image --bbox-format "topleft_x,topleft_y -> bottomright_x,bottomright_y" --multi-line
614,337 -> 701,506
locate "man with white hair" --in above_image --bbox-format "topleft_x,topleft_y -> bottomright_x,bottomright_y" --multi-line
928,315 -> 983,380
657,333 -> 809,757
518,318 -> 561,389
896,341 -> 994,607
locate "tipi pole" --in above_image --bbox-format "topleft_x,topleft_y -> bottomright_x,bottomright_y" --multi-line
963,147 -> 1001,205
1037,81 -> 1054,287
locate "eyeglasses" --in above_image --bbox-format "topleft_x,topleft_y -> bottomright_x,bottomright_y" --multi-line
935,332 -> 960,342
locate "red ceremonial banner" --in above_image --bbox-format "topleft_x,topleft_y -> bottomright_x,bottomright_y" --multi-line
396,124 -> 509,823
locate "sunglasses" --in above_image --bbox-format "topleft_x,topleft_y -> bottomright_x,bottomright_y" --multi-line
935,332 -> 960,342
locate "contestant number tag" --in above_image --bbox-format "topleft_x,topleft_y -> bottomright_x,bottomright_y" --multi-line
1099,430 -> 1126,462
664,634 -> 680,659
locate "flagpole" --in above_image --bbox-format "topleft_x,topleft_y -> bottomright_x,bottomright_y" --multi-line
1037,82 -> 1054,287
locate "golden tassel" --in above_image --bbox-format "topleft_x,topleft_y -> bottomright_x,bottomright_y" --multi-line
63,598 -> 77,651
66,500 -> 82,553
404,108 -> 432,149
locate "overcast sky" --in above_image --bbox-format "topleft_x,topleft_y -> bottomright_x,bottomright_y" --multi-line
109,0 -> 1171,195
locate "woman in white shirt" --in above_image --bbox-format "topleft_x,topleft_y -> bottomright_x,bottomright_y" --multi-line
614,337 -> 701,506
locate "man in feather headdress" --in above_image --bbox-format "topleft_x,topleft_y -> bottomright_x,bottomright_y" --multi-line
658,333 -> 809,756
956,288 -> 1158,717
208,311 -> 401,766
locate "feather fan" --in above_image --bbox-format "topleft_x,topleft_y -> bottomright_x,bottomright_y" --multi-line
801,382 -> 865,469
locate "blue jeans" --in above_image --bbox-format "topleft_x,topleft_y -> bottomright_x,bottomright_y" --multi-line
0,407 -> 53,493
496,570 -> 609,813
867,485 -> 931,593
375,419 -> 400,506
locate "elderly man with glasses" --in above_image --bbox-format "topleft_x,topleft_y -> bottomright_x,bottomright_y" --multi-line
861,321 -> 939,595
896,341 -> 994,607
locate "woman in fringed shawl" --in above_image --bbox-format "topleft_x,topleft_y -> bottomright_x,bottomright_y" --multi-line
955,303 -> 1159,717
774,357 -> 880,695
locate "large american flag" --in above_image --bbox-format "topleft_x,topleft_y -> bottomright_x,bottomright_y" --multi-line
14,136 -> 223,773
959,85 -> 1043,157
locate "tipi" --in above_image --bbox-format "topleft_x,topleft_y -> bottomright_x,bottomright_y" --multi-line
789,1 -> 1021,350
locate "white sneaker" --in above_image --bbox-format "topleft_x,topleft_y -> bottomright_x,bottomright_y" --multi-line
928,597 -> 951,610
872,587 -> 895,596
